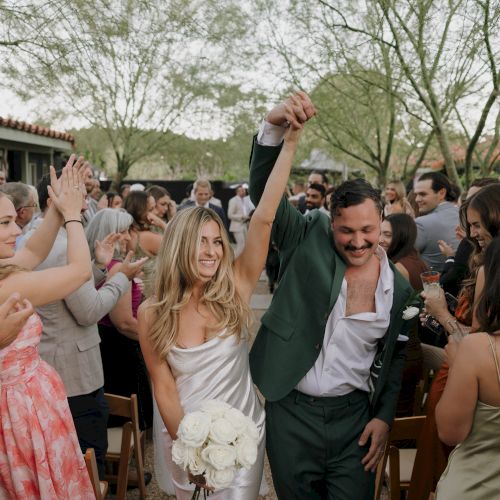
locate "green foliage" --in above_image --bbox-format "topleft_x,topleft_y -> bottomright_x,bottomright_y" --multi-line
2,0 -> 260,183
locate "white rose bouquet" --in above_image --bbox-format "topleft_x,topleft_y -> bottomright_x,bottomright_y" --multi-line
172,400 -> 259,499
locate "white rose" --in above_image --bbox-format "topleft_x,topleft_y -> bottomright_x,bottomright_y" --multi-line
235,435 -> 258,469
177,411 -> 211,448
402,306 -> 420,320
171,439 -> 189,469
244,416 -> 259,440
187,448 -> 207,476
199,400 -> 231,420
201,444 -> 237,471
225,408 -> 248,436
209,417 -> 238,445
205,465 -> 235,489
172,440 -> 206,474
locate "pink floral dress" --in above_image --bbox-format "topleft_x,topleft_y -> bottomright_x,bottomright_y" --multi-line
0,314 -> 94,499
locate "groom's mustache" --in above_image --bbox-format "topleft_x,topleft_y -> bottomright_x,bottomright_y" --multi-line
344,243 -> 373,251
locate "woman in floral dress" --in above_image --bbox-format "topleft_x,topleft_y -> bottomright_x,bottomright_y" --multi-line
0,159 -> 95,499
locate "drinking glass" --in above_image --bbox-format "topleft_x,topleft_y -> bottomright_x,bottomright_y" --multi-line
421,270 -> 441,298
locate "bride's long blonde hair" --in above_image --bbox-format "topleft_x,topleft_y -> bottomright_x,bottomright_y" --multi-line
147,207 -> 250,358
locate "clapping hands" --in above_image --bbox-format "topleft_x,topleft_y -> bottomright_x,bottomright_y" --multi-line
108,250 -> 148,281
94,233 -> 121,268
47,157 -> 85,221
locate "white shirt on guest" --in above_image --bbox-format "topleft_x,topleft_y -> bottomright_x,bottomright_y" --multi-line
296,246 -> 394,397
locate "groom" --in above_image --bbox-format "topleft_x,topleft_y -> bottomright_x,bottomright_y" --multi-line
249,93 -> 415,499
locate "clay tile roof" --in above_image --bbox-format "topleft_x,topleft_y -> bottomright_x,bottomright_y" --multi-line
0,116 -> 75,145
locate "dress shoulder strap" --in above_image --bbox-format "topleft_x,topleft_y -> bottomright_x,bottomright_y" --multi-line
485,333 -> 500,386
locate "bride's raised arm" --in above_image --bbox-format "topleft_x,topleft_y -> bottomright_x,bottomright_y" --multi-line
234,92 -> 315,301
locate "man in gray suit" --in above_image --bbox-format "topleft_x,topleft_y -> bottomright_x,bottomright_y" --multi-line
414,172 -> 459,272
21,171 -> 145,477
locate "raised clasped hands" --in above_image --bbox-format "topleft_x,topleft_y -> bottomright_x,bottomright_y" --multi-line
359,417 -> 389,472
266,91 -> 317,144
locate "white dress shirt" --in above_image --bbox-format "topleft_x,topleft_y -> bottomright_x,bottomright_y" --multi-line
257,120 -> 286,146
296,247 -> 394,397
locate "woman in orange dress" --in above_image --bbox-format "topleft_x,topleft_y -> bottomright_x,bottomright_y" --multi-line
0,159 -> 95,499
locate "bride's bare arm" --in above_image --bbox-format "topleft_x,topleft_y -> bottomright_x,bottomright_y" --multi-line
234,92 -> 315,301
138,301 -> 183,439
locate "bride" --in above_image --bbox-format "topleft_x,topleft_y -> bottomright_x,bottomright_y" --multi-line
138,93 -> 315,498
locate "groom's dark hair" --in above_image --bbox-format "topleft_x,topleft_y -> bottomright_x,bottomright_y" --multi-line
330,179 -> 383,218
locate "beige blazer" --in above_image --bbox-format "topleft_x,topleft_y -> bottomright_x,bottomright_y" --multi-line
22,223 -> 130,397
228,195 -> 248,233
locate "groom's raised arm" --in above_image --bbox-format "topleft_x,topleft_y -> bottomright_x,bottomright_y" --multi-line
249,93 -> 315,251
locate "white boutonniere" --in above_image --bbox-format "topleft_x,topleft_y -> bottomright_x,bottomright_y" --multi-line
402,290 -> 422,320
402,306 -> 420,320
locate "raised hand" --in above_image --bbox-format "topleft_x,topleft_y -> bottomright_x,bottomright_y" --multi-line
47,164 -> 85,221
0,293 -> 34,349
49,155 -> 86,197
266,91 -> 316,129
167,199 -> 177,219
147,212 -> 167,230
109,250 -> 148,281
438,240 -> 454,258
94,233 -> 120,268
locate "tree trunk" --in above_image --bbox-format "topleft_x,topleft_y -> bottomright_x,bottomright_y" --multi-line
433,123 -> 461,188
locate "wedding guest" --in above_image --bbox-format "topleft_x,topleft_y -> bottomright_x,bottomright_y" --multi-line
0,160 -> 95,498
228,184 -> 249,257
98,191 -> 123,210
380,214 -> 428,288
0,182 -> 38,231
123,191 -> 165,297
379,213 -> 426,416
435,237 -> 500,499
383,180 -> 415,217
146,185 -> 177,224
86,209 -> 152,429
23,172 -> 140,476
138,93 -> 311,498
179,178 -> 228,229
440,178 -> 499,297
120,183 -> 131,199
410,183 -> 500,500
414,172 -> 459,272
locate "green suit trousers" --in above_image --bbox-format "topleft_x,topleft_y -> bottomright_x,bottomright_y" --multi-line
266,390 -> 375,500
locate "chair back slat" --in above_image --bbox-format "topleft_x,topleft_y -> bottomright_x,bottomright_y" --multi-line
104,393 -> 132,418
389,415 -> 426,441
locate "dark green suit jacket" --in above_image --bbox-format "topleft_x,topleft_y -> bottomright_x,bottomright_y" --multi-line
248,138 -> 415,425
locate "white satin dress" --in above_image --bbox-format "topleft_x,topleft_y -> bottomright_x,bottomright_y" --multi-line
153,332 -> 267,499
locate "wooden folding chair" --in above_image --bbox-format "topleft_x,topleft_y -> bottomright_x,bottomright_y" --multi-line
104,393 -> 146,500
381,415 -> 427,500
84,448 -> 108,500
